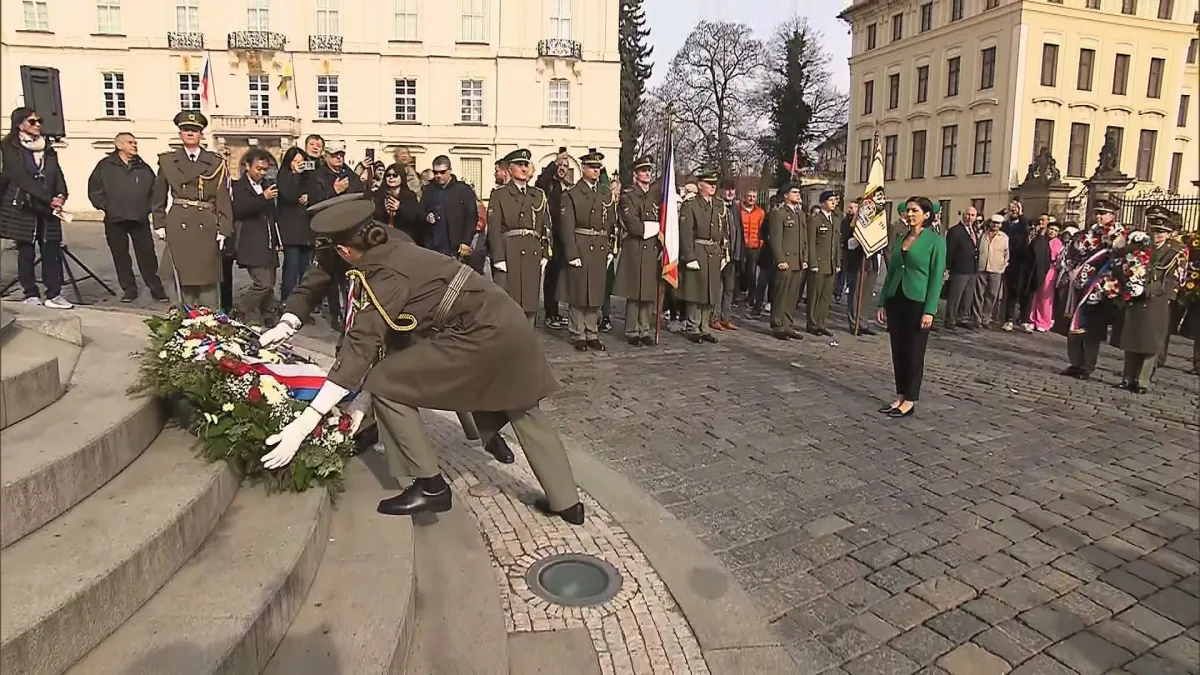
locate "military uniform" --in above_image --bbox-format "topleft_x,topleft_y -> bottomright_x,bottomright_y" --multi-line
614,156 -> 661,345
312,199 -> 583,523
152,111 -> 232,307
1118,207 -> 1184,393
486,149 -> 550,322
677,170 -> 727,343
559,150 -> 616,349
1064,199 -> 1125,379
768,198 -> 808,338
805,206 -> 842,334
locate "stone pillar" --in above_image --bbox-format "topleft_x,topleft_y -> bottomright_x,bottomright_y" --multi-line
1013,148 -> 1074,220
1083,129 -> 1135,225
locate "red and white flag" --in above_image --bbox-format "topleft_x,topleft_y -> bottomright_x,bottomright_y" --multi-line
200,56 -> 213,106
659,135 -> 681,288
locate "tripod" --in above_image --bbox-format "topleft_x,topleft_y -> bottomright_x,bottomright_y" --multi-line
1,242 -> 116,305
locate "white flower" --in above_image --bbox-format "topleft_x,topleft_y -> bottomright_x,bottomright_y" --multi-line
329,431 -> 345,445
263,388 -> 285,406
222,403 -> 235,412
183,338 -> 202,351
158,350 -> 168,359
204,412 -> 219,424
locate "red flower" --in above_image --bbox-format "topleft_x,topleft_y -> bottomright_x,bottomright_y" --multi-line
338,415 -> 352,432
217,357 -> 251,377
313,424 -> 324,438
247,387 -> 263,403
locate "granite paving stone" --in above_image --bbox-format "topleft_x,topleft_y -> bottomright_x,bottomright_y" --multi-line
843,646 -> 921,675
890,626 -> 957,666
925,608 -> 990,643
1114,605 -> 1186,642
1008,654 -> 1083,675
937,643 -> 1013,675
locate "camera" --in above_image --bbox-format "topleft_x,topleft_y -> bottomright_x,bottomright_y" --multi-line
299,160 -> 316,172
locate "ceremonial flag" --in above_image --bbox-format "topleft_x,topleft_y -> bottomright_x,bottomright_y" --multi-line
278,61 -> 293,99
660,135 -> 681,288
852,133 -> 889,256
200,56 -> 213,106
782,143 -> 801,179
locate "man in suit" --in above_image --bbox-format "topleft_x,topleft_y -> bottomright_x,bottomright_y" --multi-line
805,190 -> 842,336
151,111 -> 232,307
558,149 -> 615,351
944,206 -> 981,331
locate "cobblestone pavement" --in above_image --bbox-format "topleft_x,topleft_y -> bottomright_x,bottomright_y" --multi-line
13,225 -> 1200,674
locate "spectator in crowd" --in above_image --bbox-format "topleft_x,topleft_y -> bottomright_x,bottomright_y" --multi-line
1001,199 -> 1035,331
943,206 -> 980,330
419,155 -> 480,261
231,148 -> 280,325
394,145 -> 423,196
876,196 -> 946,419
713,179 -> 744,330
86,132 -> 167,303
1029,216 -> 1062,332
738,188 -> 765,304
536,149 -> 572,330
973,213 -> 1009,329
374,163 -> 423,244
276,146 -> 315,302
0,106 -> 72,308
308,142 -> 363,330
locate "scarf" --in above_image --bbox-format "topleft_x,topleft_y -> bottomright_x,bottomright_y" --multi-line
19,133 -> 46,170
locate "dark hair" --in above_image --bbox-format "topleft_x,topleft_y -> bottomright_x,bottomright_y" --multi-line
4,106 -> 36,144
905,196 -> 935,220
431,155 -> 451,170
719,179 -> 736,191
303,134 -> 324,147
243,148 -> 273,168
336,222 -> 391,250
280,146 -> 304,174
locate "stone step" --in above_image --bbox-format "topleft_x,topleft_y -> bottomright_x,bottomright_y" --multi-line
262,459 -> 416,675
0,332 -> 63,430
404,503 -> 509,675
0,301 -> 83,347
0,319 -> 164,549
65,487 -> 331,675
0,428 -> 239,675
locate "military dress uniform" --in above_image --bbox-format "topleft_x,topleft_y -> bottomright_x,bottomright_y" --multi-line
152,111 -> 233,307
487,149 -> 550,323
768,199 -> 808,339
310,199 -> 583,523
806,205 -> 842,335
1064,199 -> 1125,380
559,150 -> 616,350
677,170 -> 727,343
614,156 -> 662,346
1118,207 -> 1184,393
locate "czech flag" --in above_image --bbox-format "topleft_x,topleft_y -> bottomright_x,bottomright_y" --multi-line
200,56 -> 212,106
659,133 -> 680,289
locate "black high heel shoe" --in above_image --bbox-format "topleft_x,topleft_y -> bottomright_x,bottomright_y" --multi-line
887,405 -> 915,419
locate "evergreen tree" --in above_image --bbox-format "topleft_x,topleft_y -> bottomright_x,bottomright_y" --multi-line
762,28 -> 814,186
619,0 -> 653,178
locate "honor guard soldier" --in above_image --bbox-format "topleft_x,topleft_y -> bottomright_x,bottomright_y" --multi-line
1117,205 -> 1184,394
487,148 -> 550,323
614,155 -> 662,346
1063,198 -> 1125,380
559,149 -> 616,351
151,111 -> 232,307
806,190 -> 842,336
677,169 -> 727,343
261,198 -> 584,524
768,184 -> 808,340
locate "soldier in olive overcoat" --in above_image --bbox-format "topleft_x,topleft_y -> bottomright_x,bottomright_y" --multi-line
677,170 -> 727,343
151,111 -> 233,308
768,184 -> 808,339
260,199 -> 584,524
614,156 -> 662,346
486,149 -> 550,322
1118,206 -> 1184,394
557,150 -> 616,350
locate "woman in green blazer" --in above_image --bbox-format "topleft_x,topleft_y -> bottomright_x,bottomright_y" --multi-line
876,196 -> 947,418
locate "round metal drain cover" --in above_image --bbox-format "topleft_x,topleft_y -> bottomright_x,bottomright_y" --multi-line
525,554 -> 622,607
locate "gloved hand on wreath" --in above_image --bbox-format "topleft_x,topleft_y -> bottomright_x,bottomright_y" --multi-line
260,313 -> 302,347
262,381 -> 350,470
685,260 -> 701,271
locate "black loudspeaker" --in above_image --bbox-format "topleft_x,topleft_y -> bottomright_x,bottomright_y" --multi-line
19,66 -> 66,138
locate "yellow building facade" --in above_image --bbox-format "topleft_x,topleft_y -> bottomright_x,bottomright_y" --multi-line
1,0 -> 620,217
840,0 -> 1200,219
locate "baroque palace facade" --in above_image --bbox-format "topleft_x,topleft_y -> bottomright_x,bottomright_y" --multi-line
1,0 -> 620,216
840,0 -> 1200,219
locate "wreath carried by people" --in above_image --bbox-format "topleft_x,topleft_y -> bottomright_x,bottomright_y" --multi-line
1110,230 -> 1154,305
1177,232 -> 1200,306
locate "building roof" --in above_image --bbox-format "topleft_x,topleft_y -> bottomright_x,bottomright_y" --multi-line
815,125 -> 849,151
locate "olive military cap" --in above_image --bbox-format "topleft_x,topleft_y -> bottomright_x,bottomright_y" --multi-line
173,110 -> 208,131
502,148 -> 532,165
310,199 -> 376,237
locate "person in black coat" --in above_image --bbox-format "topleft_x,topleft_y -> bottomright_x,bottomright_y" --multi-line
231,148 -> 280,324
0,107 -> 71,308
536,149 -> 572,329
373,163 -> 423,243
943,207 -> 981,330
308,143 -> 365,330
1001,200 -> 1035,330
276,146 -> 316,302
419,155 -> 479,259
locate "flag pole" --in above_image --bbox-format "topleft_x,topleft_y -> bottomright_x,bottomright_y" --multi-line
291,52 -> 299,110
854,261 -> 866,335
207,50 -> 219,109
655,103 -> 674,346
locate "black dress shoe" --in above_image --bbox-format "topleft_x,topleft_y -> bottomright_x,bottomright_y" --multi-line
378,483 -> 453,516
586,339 -> 606,351
628,337 -> 642,346
887,406 -> 915,418
640,336 -> 654,347
574,341 -> 589,352
856,326 -> 877,336
788,330 -> 806,340
701,333 -> 719,343
773,331 -> 791,340
352,425 -> 379,456
1061,367 -> 1081,377
534,498 -> 585,525
1076,372 -> 1092,381
686,334 -> 704,344
1114,380 -> 1131,390
485,435 -> 516,464
819,328 -> 834,337
599,317 -> 613,333
806,328 -> 822,336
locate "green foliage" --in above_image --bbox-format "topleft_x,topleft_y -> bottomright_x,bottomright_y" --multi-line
619,0 -> 653,178
762,28 -> 815,186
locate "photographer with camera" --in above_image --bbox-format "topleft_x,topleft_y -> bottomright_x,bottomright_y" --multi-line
231,148 -> 280,324
536,147 -> 572,330
276,145 -> 317,301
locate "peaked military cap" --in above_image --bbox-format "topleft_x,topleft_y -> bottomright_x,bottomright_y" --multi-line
694,168 -> 720,184
1093,197 -> 1117,214
502,148 -> 532,165
1146,205 -> 1179,232
174,110 -> 208,131
306,191 -> 368,214
632,155 -> 654,171
310,199 -> 376,237
580,148 -> 605,167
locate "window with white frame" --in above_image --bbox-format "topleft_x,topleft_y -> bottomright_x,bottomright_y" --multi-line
102,73 -> 126,117
548,79 -> 570,125
316,0 -> 339,35
247,0 -> 269,31
249,75 -> 270,116
23,0 -> 49,30
175,0 -> 199,31
549,0 -> 572,39
459,157 -> 483,192
394,0 -> 418,40
394,78 -> 417,121
461,0 -> 486,42
461,79 -> 483,123
317,75 -> 339,119
97,0 -> 121,34
179,73 -> 201,110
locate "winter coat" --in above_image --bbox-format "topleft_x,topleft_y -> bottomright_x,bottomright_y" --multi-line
86,151 -> 155,224
0,136 -> 67,244
231,175 -> 279,269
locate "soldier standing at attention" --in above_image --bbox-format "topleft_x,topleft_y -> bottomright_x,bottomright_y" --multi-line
487,149 -> 550,324
559,149 -> 615,351
806,190 -> 842,336
614,156 -> 661,347
152,111 -> 232,307
1117,206 -> 1183,394
677,169 -> 726,344
768,184 -> 808,340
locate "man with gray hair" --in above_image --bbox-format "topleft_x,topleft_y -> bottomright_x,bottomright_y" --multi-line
419,155 -> 480,261
86,132 -> 168,302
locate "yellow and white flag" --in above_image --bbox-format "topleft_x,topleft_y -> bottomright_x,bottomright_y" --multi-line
277,61 -> 293,99
853,133 -> 889,256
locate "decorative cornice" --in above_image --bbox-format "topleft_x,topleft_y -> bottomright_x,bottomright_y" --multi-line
308,34 -> 343,52
1031,96 -> 1064,107
167,31 -> 204,50
1067,101 -> 1101,111
969,97 -> 1000,109
1137,108 -> 1167,118
537,39 -> 582,60
1103,104 -> 1134,114
227,30 -> 286,51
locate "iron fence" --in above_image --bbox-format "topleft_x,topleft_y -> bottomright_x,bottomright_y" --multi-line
1116,189 -> 1200,232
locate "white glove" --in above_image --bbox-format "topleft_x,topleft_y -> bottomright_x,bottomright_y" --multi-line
540,258 -> 547,273
643,229 -> 658,240
569,258 -> 583,267
260,313 -> 301,346
154,228 -> 167,241
686,260 -> 701,270
345,392 -> 372,436
607,253 -> 615,265
217,233 -> 226,249
263,407 -> 322,469
848,239 -> 860,250
494,261 -> 508,273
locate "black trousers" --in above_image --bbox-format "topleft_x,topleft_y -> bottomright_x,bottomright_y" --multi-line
886,295 -> 931,401
105,219 -> 164,298
1003,266 -> 1032,324
16,218 -> 63,299
219,255 -> 235,313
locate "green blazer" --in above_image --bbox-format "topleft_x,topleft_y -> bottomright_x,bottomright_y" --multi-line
877,227 -> 947,316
